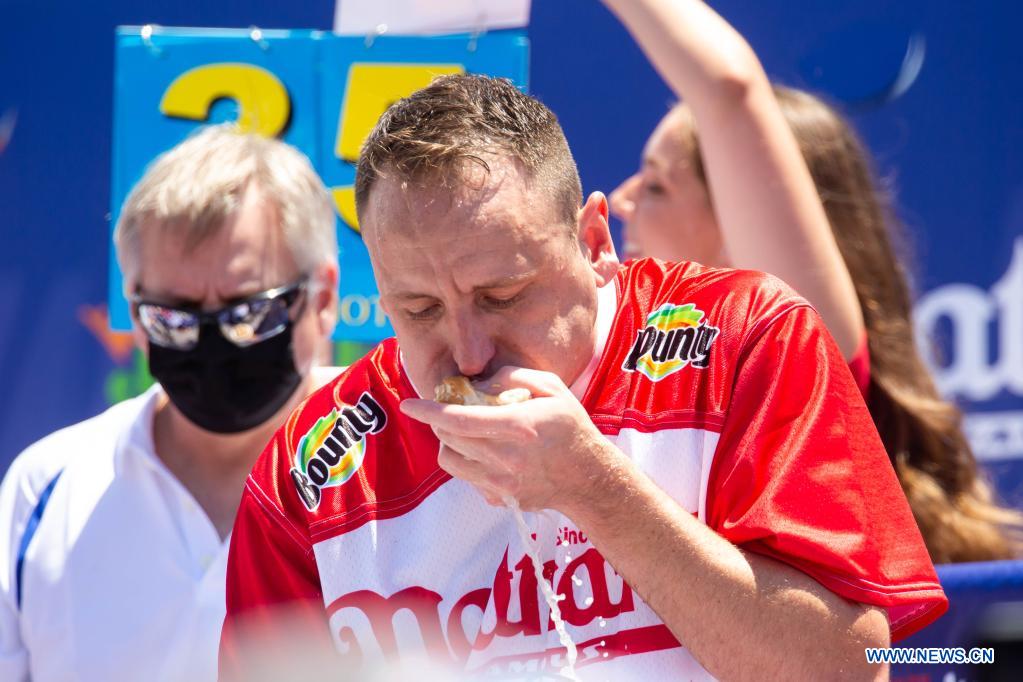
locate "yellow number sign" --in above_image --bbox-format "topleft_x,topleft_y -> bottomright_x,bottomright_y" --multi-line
331,63 -> 464,232
159,61 -> 465,233
160,63 -> 291,137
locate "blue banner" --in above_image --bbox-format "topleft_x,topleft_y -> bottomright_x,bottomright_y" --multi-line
110,27 -> 528,342
3,1 -> 1022,520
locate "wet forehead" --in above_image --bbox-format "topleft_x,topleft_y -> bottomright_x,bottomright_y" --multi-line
362,159 -> 565,289
366,157 -> 554,232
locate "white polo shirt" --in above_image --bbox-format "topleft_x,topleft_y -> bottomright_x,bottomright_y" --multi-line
0,385 -> 228,681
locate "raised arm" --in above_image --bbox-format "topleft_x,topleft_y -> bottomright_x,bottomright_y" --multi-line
602,0 -> 865,357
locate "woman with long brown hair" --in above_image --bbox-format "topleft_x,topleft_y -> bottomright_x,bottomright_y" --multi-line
603,0 -> 1022,562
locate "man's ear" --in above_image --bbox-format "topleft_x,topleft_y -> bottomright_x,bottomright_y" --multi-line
577,192 -> 620,286
311,262 -> 340,338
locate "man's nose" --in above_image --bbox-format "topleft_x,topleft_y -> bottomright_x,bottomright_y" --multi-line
609,174 -> 640,222
449,315 -> 496,379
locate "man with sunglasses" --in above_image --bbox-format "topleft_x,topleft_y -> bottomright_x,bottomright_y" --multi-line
0,125 -> 341,681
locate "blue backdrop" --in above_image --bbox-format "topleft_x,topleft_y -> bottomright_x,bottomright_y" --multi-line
2,0 -> 1021,510
109,27 -> 528,341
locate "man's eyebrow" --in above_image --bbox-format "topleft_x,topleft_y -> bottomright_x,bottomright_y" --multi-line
136,283 -> 270,308
387,291 -> 436,301
386,273 -> 536,300
471,273 -> 535,292
134,287 -> 199,308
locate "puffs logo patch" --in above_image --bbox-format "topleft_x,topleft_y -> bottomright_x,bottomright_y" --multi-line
290,392 -> 386,511
622,303 -> 720,381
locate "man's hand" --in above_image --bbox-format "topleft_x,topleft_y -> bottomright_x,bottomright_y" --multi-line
399,367 -> 617,510
403,362 -> 892,681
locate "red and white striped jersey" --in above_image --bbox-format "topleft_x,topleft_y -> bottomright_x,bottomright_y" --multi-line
221,258 -> 947,680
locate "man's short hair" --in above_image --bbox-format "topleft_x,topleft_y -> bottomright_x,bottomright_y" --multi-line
114,125 -> 337,283
355,74 -> 583,228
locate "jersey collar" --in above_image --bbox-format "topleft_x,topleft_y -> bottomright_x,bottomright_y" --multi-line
568,280 -> 618,401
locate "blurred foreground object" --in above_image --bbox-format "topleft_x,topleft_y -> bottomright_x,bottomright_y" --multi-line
334,0 -> 530,35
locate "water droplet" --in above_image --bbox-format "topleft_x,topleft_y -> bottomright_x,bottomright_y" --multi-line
508,502 -> 577,678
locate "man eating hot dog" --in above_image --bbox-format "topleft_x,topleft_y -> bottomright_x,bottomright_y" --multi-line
220,74 -> 946,681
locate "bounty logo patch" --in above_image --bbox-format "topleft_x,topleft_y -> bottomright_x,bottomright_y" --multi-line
622,303 -> 720,381
290,392 -> 386,511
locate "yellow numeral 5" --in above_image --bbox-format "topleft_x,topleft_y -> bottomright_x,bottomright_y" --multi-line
332,63 -> 464,231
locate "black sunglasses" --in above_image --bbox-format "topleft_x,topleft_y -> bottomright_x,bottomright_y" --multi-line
132,277 -> 309,351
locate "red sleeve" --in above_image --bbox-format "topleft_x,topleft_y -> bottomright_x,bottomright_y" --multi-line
219,436 -> 336,680
847,332 -> 871,398
706,304 -> 947,642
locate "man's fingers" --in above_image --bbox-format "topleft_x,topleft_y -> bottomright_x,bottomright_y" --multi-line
437,445 -> 515,495
434,428 -> 513,469
400,399 -> 533,439
437,444 -> 486,478
480,366 -> 569,398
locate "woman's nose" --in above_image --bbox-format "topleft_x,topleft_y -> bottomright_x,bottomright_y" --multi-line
609,174 -> 640,221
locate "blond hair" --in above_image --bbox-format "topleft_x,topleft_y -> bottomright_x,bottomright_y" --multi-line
114,125 -> 337,282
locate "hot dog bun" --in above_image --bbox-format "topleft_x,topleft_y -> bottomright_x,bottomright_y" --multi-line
435,376 -> 531,405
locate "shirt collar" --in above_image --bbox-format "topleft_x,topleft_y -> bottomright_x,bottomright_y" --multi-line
569,280 -> 618,401
114,383 -> 165,472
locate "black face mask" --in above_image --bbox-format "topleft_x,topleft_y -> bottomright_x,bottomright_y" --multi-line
147,322 -> 303,434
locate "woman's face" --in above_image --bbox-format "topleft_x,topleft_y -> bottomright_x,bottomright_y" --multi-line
610,109 -> 727,267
